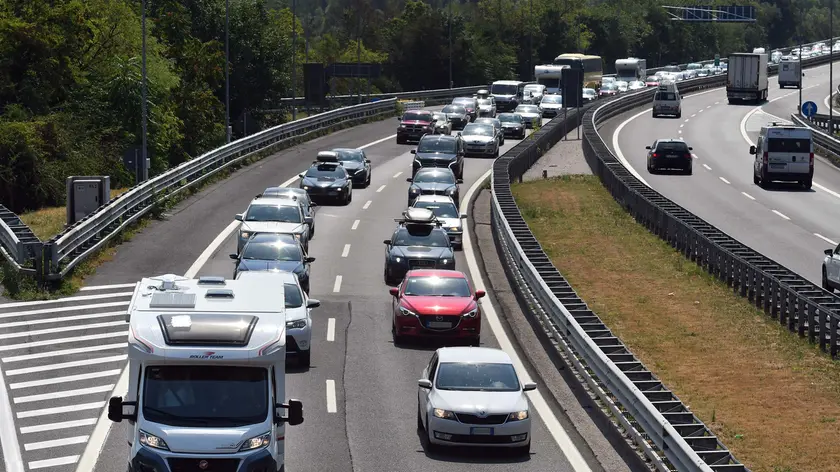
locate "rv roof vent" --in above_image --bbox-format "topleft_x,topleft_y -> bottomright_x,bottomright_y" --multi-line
150,292 -> 197,309
205,288 -> 235,299
198,276 -> 226,285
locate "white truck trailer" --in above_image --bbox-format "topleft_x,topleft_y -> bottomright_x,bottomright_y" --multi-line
614,58 -> 647,82
726,52 -> 769,103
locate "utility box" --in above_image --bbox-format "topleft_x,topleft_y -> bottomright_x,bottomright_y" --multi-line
66,176 -> 111,226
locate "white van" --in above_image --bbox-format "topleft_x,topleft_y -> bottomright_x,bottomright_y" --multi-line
652,82 -> 681,118
778,57 -> 801,88
750,124 -> 814,189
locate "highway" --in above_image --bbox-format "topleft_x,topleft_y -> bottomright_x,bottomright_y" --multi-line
0,111 -> 621,472
610,59 -> 840,285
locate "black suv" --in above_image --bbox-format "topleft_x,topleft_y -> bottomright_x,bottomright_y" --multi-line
646,139 -> 693,175
410,134 -> 465,179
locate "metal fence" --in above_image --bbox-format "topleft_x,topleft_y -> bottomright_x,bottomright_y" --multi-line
279,85 -> 487,107
791,113 -> 840,162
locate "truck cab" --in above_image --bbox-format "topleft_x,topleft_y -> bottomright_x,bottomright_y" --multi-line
108,274 -> 303,472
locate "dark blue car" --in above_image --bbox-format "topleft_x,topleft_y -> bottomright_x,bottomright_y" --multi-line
230,233 -> 315,293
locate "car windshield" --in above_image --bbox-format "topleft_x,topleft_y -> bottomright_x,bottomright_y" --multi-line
463,124 -> 493,136
515,106 -> 539,113
143,366 -> 268,427
433,113 -> 447,121
244,204 -> 301,223
285,283 -> 303,308
334,149 -> 364,162
393,227 -> 450,247
655,92 -> 676,101
304,165 -> 346,179
417,139 -> 457,153
498,114 -> 522,123
477,99 -> 492,106
442,105 -> 465,114
601,84 -> 617,90
541,95 -> 562,104
404,276 -> 471,297
646,76 -> 658,82
767,138 -> 811,153
413,170 -> 456,184
413,201 -> 459,218
242,241 -> 302,261
524,85 -> 542,92
403,111 -> 433,122
435,362 -> 520,392
491,83 -> 518,95
582,89 -> 595,96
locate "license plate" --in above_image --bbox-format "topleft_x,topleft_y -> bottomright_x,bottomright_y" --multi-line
770,163 -> 785,168
427,321 -> 452,329
470,427 -> 493,435
666,154 -> 678,158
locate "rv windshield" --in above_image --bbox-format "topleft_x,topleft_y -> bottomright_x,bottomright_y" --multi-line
491,84 -> 518,95
143,366 -> 269,427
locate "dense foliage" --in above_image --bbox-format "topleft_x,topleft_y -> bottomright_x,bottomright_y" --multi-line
0,0 -> 833,214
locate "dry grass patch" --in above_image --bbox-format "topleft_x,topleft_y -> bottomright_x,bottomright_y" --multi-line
19,188 -> 128,241
512,175 -> 840,472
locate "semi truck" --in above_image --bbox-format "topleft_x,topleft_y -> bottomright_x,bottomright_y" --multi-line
726,52 -> 769,104
614,58 -> 647,82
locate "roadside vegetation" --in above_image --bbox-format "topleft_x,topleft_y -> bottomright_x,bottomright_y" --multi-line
512,175 -> 840,472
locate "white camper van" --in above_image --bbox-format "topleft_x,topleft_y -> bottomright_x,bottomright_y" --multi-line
107,273 -> 304,472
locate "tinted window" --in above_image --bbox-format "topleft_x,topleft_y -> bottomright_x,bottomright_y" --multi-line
491,84 -> 518,95
404,276 -> 471,297
413,201 -> 459,218
143,366 -> 268,427
655,92 -> 676,101
463,124 -> 493,136
305,165 -> 346,179
285,283 -> 304,308
655,142 -> 689,153
413,170 -> 456,184
245,204 -> 301,223
435,362 -> 520,391
393,227 -> 450,247
417,139 -> 457,153
242,241 -> 302,261
442,105 -> 466,114
403,111 -> 433,121
334,149 -> 364,162
498,114 -> 523,123
767,138 -> 811,153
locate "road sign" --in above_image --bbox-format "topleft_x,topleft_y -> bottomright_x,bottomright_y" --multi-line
802,100 -> 818,118
714,54 -> 720,66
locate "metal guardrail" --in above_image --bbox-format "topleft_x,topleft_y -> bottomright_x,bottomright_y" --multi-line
791,113 -> 840,162
279,85 -> 487,106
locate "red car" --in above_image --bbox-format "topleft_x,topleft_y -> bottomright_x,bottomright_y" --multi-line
389,269 -> 485,345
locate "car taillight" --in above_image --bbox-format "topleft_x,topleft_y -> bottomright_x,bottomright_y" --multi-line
763,152 -> 768,164
652,153 -> 659,158
810,152 -> 815,167
685,153 -> 692,159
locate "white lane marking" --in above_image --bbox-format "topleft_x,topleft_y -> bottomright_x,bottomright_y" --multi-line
351,219 -> 360,230
20,419 -> 97,434
692,154 -> 699,159
376,185 -> 386,193
29,456 -> 79,470
719,177 -> 731,184
333,275 -> 343,292
393,171 -> 403,178
17,401 -> 105,419
184,220 -> 240,279
0,311 -> 124,329
703,164 -> 712,170
690,114 -> 696,118
815,233 -> 838,245
0,291 -> 132,309
79,283 -> 136,292
327,318 -> 336,342
684,118 -> 690,122
0,320 -> 125,340
14,385 -> 115,404
715,101 -> 720,105
742,192 -> 756,200
2,343 -> 125,363
0,301 -> 128,320
326,379 -> 337,413
359,134 -> 397,149
24,436 -> 89,451
461,169 -> 593,472
0,364 -> 23,472
699,109 -> 704,113
679,124 -> 684,128
341,244 -> 350,258
773,210 -> 791,220
6,355 -> 127,376
678,130 -> 682,134
707,105 -> 712,108
10,370 -> 122,390
362,200 -> 372,209
0,332 -> 125,352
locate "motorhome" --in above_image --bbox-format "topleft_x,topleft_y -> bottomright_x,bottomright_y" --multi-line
534,64 -> 568,94
107,273 -> 304,472
614,58 -> 647,82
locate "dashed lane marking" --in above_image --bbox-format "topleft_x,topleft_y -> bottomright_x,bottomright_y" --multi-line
362,200 -> 372,209
703,164 -> 712,170
816,233 -> 838,245
773,210 -> 791,220
327,318 -> 336,342
341,244 -> 351,258
351,219 -> 360,230
333,275 -> 343,293
393,171 -> 403,178
326,379 -> 337,413
719,177 -> 731,184
742,192 -> 756,200
376,185 -> 386,193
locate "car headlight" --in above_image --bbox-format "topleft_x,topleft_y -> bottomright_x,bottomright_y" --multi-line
399,306 -> 415,317
239,431 -> 271,451
293,233 -> 302,240
400,124 -> 406,128
434,408 -> 456,420
139,430 -> 169,451
440,259 -> 449,265
287,319 -> 307,329
445,187 -> 456,194
409,187 -> 420,194
302,186 -> 310,190
449,226 -> 460,232
240,231 -> 251,239
394,256 -> 401,263
508,410 -> 529,421
462,308 -> 478,318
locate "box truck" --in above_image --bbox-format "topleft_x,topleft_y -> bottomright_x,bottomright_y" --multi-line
778,57 -> 802,88
726,53 -> 769,103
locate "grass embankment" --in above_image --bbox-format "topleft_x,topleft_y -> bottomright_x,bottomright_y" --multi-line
512,175 -> 840,472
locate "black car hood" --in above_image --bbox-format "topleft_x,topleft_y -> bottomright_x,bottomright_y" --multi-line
391,246 -> 450,259
411,182 -> 457,193
238,259 -> 303,273
302,177 -> 345,187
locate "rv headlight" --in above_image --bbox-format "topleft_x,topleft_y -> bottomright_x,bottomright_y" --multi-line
239,431 -> 271,451
287,319 -> 307,329
139,430 -> 169,451
240,231 -> 251,239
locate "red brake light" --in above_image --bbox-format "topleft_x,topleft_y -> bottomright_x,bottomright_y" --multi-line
685,153 -> 692,159
652,153 -> 659,158
810,152 -> 815,167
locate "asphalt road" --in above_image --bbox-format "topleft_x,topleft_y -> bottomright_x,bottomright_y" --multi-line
610,59 -> 840,285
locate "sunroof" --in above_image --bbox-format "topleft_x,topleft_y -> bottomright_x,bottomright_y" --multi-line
157,313 -> 258,346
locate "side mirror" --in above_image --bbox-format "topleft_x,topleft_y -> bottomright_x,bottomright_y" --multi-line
310,202 -> 318,207
406,177 -> 413,182
229,253 -> 238,260
460,213 -> 467,219
276,399 -> 304,426
389,287 -> 399,297
410,150 -> 416,154
304,216 -> 314,225
688,147 -> 693,150
475,290 -> 486,299
107,396 -> 137,423
418,379 -> 433,389
826,249 -> 834,256
234,213 -> 244,221
298,173 -> 305,178
383,239 -> 391,245
522,382 -> 537,392
305,256 -> 316,263
306,299 -> 321,308
457,179 -> 464,184
749,145 -> 756,155
365,159 -> 371,163
645,146 -> 651,150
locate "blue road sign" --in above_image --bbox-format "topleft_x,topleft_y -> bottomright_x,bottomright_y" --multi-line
802,100 -> 818,118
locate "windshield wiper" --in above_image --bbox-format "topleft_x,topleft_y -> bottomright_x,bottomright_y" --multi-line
143,407 -> 209,425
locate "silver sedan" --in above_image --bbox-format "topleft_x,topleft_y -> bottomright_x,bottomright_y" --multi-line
513,105 -> 543,128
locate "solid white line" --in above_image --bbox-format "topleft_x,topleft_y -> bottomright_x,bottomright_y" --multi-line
359,134 -> 397,149
0,311 -> 124,329
376,185 -> 386,193
351,219 -> 360,230
327,318 -> 335,342
17,401 -> 105,419
24,436 -> 89,451
79,283 -> 136,292
773,210 -> 791,220
14,384 -> 115,404
703,164 -> 712,170
29,456 -> 79,470
184,220 -> 240,278
393,171 -> 403,178
5,355 -> 127,376
0,364 -> 23,472
719,177 -> 731,184
611,108 -> 653,187
742,192 -> 756,200
10,370 -> 122,390
362,200 -> 372,209
2,343 -> 126,363
333,275 -> 342,292
0,331 -> 126,352
461,169 -> 592,472
0,320 -> 125,340
0,301 -> 128,320
0,291 -> 132,309
326,379 -> 337,413
341,244 -> 350,258
815,233 -> 838,245
74,367 -> 128,472
20,418 -> 98,434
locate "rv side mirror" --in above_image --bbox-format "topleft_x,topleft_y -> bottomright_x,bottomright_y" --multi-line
475,290 -> 486,299
107,396 -> 137,423
457,179 -> 464,184
418,379 -> 433,389
389,287 -> 399,297
406,177 -> 413,182
826,249 -> 834,256
365,159 -> 371,163
384,239 -> 391,245
306,299 -> 321,308
304,216 -> 314,225
305,256 -> 316,263
234,213 -> 244,221
410,150 -> 416,154
688,147 -> 693,151
749,145 -> 757,155
229,253 -> 238,260
522,382 -> 537,392
309,202 -> 317,207
645,146 -> 651,150
276,399 -> 304,426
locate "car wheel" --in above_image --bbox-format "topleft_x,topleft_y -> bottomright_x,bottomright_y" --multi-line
500,136 -> 505,145
366,172 -> 371,188
803,178 -> 813,190
753,173 -> 760,185
824,267 -> 834,292
392,318 -> 404,345
298,350 -> 311,368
